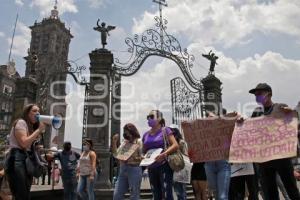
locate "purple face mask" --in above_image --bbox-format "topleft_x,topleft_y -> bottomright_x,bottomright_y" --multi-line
256,95 -> 267,105
147,119 -> 157,128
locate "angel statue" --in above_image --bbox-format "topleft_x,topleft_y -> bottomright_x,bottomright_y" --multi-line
93,19 -> 116,49
202,50 -> 219,74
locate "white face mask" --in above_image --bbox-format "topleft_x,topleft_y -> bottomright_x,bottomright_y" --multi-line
83,145 -> 90,152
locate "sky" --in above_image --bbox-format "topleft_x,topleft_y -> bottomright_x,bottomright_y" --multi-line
1,0 -> 300,147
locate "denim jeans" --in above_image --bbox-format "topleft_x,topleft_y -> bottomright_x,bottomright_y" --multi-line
205,160 -> 231,200
62,176 -> 78,200
77,175 -> 95,200
6,149 -> 32,200
148,162 -> 174,200
174,182 -> 187,200
113,164 -> 142,200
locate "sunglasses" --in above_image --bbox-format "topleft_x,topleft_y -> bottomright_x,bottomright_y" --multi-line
146,114 -> 155,120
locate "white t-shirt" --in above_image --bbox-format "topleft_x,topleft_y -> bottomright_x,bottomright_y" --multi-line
9,119 -> 29,150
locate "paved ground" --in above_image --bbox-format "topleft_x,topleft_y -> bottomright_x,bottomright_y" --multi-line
31,175 -> 300,199
31,175 -> 151,191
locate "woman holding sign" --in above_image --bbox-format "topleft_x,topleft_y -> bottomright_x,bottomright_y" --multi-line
204,110 -> 232,200
142,110 -> 179,200
112,123 -> 143,200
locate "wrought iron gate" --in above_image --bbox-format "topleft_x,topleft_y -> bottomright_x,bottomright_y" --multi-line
171,77 -> 204,127
113,0 -> 204,125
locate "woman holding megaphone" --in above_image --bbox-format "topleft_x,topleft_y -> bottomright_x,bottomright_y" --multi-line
5,104 -> 46,200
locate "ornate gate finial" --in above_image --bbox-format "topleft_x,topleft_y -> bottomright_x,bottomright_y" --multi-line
93,19 -> 116,49
153,0 -> 168,50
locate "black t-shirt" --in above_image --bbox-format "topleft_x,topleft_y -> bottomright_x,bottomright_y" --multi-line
251,105 -> 274,118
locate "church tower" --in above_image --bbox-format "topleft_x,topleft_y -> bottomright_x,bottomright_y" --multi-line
20,1 -> 73,146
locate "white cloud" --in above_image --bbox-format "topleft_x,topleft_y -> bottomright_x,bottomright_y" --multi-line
30,0 -> 78,17
0,32 -> 5,37
120,42 -> 300,131
121,58 -> 182,133
7,22 -> 31,57
15,0 -> 24,6
219,51 -> 300,116
132,0 -> 300,48
87,0 -> 107,8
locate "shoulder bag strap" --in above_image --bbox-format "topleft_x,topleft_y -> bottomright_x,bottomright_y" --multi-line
162,127 -> 169,150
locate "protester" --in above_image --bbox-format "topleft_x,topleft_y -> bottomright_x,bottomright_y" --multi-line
248,83 -> 300,200
276,174 -> 291,200
204,110 -> 232,200
52,163 -> 61,185
77,138 -> 97,200
42,150 -> 53,185
142,110 -> 179,200
0,168 -> 12,200
229,171 -> 259,200
54,141 -> 80,200
191,162 -> 208,200
112,123 -> 143,200
110,134 -> 120,188
169,125 -> 188,200
5,104 -> 45,200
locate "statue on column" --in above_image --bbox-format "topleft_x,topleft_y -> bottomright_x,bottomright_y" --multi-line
202,50 -> 219,75
93,19 -> 116,49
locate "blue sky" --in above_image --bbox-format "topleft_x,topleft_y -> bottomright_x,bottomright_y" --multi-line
1,0 -> 300,145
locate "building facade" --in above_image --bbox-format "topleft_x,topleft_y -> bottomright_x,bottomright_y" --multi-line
0,4 -> 72,148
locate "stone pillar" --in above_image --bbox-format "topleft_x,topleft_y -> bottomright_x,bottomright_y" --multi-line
201,74 -> 222,115
88,49 -> 113,188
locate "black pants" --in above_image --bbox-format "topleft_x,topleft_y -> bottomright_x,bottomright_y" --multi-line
5,149 -> 32,200
229,175 -> 259,200
259,158 -> 300,200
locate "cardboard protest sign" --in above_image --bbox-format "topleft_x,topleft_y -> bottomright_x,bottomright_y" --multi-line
140,148 -> 163,166
115,143 -> 139,161
173,155 -> 193,183
231,163 -> 255,177
229,111 -> 298,163
182,118 -> 236,163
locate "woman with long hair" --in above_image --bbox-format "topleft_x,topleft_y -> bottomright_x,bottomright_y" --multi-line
112,123 -> 143,200
5,104 -> 45,200
142,110 -> 179,200
77,138 -> 97,200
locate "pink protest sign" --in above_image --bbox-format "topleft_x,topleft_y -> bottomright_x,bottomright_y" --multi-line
229,111 -> 298,163
182,118 -> 236,163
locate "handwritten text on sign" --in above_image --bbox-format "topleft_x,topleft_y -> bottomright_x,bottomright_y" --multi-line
182,118 -> 236,163
229,112 -> 298,163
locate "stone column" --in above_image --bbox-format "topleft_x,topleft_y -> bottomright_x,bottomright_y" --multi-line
88,48 -> 114,188
201,74 -> 223,115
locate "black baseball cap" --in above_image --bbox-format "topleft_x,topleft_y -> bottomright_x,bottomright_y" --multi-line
249,83 -> 272,94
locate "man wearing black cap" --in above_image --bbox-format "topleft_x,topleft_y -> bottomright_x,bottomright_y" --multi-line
54,141 -> 80,200
249,83 -> 300,200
